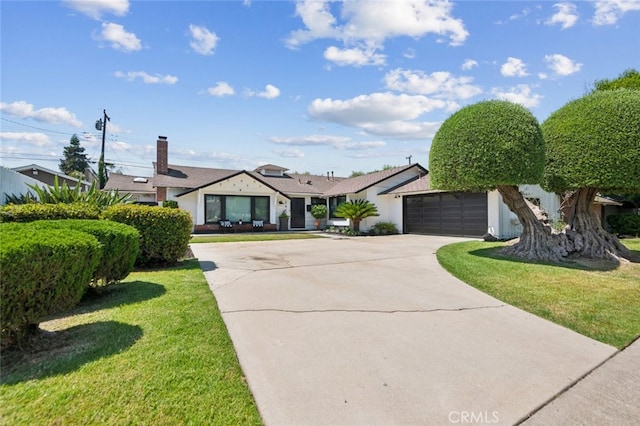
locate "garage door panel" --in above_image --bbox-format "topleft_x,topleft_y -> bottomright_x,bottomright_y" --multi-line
404,192 -> 487,237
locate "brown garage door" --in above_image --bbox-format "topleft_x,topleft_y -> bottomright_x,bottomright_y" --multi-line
404,192 -> 488,237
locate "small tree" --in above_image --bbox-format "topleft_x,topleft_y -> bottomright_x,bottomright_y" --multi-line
541,89 -> 640,260
334,199 -> 379,232
60,134 -> 89,177
429,100 -> 565,261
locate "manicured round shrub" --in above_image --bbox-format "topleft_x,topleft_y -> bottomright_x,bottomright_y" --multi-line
102,204 -> 193,266
541,89 -> 640,193
0,202 -> 100,223
1,223 -> 101,348
28,220 -> 140,286
429,100 -> 545,191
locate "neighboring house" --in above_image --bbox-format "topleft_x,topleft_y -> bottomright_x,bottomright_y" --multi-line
1,164 -> 93,205
1,165 -> 43,205
103,173 -> 157,205
12,164 -> 93,192
102,136 -> 570,239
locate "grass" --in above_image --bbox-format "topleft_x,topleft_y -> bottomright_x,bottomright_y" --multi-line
190,232 -> 323,243
0,260 -> 262,425
436,238 -> 640,349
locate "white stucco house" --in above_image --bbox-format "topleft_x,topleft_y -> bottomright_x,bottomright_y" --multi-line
103,136 -> 567,239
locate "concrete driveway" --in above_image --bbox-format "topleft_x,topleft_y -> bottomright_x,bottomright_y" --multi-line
190,234 -> 616,425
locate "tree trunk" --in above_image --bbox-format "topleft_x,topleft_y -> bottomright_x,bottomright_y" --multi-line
561,188 -> 632,261
352,219 -> 361,232
497,185 -> 569,262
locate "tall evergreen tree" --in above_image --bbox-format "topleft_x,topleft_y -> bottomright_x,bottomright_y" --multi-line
59,134 -> 89,177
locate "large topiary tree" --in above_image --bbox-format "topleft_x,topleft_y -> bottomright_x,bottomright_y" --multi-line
541,89 -> 640,260
430,100 -> 565,261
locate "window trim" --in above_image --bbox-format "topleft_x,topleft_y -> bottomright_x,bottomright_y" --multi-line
204,194 -> 270,224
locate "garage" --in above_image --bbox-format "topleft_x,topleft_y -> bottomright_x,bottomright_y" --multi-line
403,192 -> 488,237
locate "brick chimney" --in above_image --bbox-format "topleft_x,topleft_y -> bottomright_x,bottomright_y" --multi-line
157,136 -> 168,175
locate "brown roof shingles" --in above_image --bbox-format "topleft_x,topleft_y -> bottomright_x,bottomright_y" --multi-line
103,173 -> 155,193
323,164 -> 426,196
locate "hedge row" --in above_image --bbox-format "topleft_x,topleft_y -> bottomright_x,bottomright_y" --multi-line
1,223 -> 102,348
0,203 -> 193,266
28,220 -> 140,285
102,204 -> 192,266
607,213 -> 640,237
0,202 -> 100,222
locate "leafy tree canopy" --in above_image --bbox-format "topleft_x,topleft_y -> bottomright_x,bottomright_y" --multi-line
59,134 -> 89,177
541,89 -> 640,193
591,68 -> 640,92
429,100 -> 545,192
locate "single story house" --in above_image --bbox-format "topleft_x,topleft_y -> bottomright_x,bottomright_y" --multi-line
103,136 -> 573,239
12,164 -> 93,192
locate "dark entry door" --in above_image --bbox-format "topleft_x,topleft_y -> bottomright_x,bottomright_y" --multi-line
404,192 -> 487,237
290,198 -> 306,228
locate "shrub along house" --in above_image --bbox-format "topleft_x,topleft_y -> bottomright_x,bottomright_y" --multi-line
105,136 -> 568,238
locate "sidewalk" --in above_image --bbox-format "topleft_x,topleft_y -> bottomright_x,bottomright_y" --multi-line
521,337 -> 640,425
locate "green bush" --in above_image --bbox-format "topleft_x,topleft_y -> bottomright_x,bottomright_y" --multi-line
0,203 -> 100,223
1,223 -> 101,348
370,221 -> 399,235
102,204 -> 193,266
28,220 -> 140,286
162,200 -> 179,209
607,213 -> 640,237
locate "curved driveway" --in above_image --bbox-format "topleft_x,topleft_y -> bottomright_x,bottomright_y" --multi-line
191,235 -> 616,425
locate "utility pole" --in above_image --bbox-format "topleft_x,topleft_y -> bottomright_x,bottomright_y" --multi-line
95,109 -> 110,189
406,154 -> 412,165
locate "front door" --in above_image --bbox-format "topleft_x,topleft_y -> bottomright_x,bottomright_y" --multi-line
291,198 -> 306,228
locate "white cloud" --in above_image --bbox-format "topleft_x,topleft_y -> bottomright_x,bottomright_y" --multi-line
324,46 -> 386,67
274,148 -> 305,158
492,84 -> 542,108
206,82 -> 235,97
340,0 -> 469,45
384,69 -> 482,100
592,0 -> 640,26
285,0 -> 341,49
546,2 -> 579,29
461,59 -> 478,70
544,54 -> 583,76
255,84 -> 281,99
97,22 -> 141,52
0,101 -> 82,127
63,0 -> 129,20
403,48 -> 416,59
308,92 -> 452,139
0,132 -> 52,147
359,121 -> 442,139
189,24 -> 219,55
285,0 -> 468,67
501,57 -> 528,77
270,134 -> 351,147
115,71 -> 178,84
269,134 -> 386,150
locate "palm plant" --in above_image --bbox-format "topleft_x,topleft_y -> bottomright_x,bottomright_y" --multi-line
334,199 -> 379,232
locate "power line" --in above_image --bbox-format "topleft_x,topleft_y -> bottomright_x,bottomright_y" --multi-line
0,117 -> 74,136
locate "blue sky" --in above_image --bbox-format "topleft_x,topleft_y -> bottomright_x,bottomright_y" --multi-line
1,0 -> 639,178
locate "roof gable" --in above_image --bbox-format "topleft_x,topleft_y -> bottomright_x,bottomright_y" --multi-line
323,164 -> 427,196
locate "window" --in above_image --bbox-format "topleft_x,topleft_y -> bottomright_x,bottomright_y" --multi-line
329,195 -> 346,218
205,195 -> 270,224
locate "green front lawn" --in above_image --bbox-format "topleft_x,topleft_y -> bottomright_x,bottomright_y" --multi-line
0,260 -> 261,425
436,239 -> 640,349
